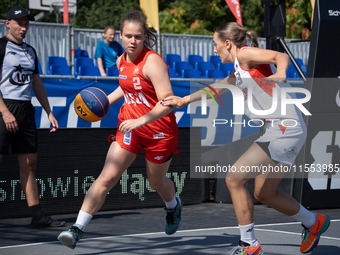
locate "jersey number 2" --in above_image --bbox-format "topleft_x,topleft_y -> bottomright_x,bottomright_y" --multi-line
133,77 -> 141,90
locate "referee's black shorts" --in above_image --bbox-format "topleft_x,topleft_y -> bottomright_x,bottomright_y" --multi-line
0,99 -> 38,155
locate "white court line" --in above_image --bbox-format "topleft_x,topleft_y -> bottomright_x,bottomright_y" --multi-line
254,219 -> 340,241
1,219 -> 339,250
256,228 -> 340,241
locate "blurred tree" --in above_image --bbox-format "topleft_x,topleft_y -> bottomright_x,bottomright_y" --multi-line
286,0 -> 312,39
0,0 -> 25,19
240,0 -> 264,37
159,0 -> 234,35
75,0 -> 141,29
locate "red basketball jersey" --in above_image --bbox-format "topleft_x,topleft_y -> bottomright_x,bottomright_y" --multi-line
118,46 -> 178,138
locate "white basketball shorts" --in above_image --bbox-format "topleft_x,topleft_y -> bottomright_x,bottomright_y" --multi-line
255,120 -> 307,165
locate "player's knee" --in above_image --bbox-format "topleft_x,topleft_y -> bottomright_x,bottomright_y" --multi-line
20,159 -> 37,173
225,176 -> 233,188
97,173 -> 120,190
254,189 -> 273,204
225,177 -> 238,190
253,191 -> 262,203
225,176 -> 245,190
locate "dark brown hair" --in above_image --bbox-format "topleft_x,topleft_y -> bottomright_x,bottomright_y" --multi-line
215,22 -> 258,48
120,10 -> 157,49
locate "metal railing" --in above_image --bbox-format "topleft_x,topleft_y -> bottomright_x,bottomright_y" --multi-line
0,20 -> 71,74
1,20 -> 310,75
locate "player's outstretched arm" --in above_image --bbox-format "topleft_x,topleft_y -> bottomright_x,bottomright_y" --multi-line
161,71 -> 236,109
107,86 -> 124,105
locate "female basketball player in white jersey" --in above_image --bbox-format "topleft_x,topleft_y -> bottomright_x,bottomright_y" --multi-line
161,22 -> 330,255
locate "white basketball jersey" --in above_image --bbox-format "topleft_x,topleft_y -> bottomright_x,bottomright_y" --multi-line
233,47 -> 305,126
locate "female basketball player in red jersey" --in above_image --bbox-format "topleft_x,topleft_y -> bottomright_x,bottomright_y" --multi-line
58,11 -> 182,249
161,22 -> 330,255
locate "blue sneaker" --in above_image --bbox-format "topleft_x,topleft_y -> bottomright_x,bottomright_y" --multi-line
164,196 -> 183,235
57,224 -> 83,249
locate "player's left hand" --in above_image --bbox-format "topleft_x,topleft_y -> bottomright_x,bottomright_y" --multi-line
161,96 -> 186,109
48,112 -> 59,132
119,118 -> 145,134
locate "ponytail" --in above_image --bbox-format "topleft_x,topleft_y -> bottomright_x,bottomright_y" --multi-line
216,22 -> 259,48
246,30 -> 258,48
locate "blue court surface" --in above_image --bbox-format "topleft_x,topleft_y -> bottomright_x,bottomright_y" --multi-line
0,203 -> 339,255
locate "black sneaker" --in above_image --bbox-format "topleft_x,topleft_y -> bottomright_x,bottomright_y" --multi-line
31,216 -> 66,228
58,224 -> 84,249
164,196 -> 183,235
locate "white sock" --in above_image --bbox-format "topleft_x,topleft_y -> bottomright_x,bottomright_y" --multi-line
239,223 -> 257,246
291,204 -> 317,228
75,210 -> 93,231
164,197 -> 177,209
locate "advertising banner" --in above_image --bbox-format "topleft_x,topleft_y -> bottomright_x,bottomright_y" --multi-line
225,0 -> 243,26
35,78 -> 262,146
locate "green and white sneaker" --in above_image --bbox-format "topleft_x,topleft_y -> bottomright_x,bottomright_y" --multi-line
164,196 -> 183,235
57,224 -> 83,249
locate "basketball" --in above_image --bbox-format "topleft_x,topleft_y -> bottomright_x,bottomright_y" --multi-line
74,87 -> 109,122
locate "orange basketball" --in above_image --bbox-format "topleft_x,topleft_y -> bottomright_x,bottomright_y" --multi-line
74,87 -> 109,122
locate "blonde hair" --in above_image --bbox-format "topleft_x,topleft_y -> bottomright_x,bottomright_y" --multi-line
215,22 -> 258,48
120,10 -> 157,49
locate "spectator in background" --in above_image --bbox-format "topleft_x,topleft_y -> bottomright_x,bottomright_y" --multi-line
94,26 -> 124,76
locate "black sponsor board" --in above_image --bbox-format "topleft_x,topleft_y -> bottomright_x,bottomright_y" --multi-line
294,114 -> 340,209
0,127 -> 201,219
294,0 -> 340,209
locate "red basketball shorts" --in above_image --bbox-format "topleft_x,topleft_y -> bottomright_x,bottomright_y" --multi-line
115,129 -> 179,164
